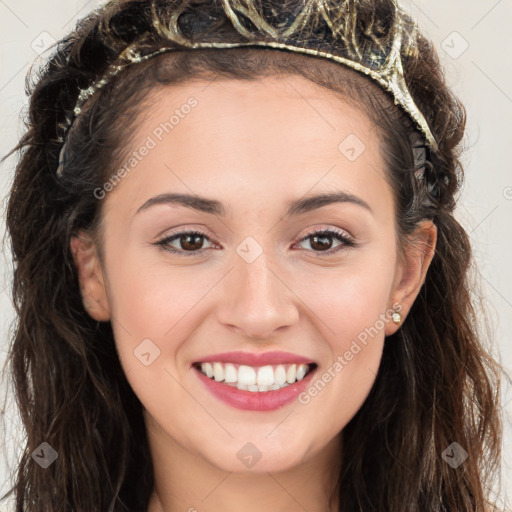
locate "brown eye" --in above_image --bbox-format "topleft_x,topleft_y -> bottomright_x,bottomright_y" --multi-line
296,228 -> 356,255
177,233 -> 206,251
155,230 -> 215,256
308,233 -> 334,251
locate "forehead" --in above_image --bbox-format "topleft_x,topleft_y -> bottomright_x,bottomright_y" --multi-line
102,75 -> 390,220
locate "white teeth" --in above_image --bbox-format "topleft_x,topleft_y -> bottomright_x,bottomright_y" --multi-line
274,365 -> 287,385
296,364 -> 308,381
286,364 -> 297,383
197,361 -> 314,391
256,365 -> 274,386
213,362 -> 224,382
224,363 -> 237,383
238,365 -> 256,386
202,362 -> 214,378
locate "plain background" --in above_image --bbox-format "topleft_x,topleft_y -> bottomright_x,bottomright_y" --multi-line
0,0 -> 511,508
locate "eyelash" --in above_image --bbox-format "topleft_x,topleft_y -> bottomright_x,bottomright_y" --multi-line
154,227 -> 356,257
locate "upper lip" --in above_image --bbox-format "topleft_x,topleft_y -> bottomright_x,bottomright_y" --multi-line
193,350 -> 316,367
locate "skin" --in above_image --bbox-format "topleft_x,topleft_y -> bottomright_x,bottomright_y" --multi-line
70,75 -> 436,512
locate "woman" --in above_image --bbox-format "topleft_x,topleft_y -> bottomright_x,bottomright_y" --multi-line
0,0 -> 505,510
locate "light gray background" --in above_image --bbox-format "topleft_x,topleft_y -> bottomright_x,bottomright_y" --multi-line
0,0 -> 511,509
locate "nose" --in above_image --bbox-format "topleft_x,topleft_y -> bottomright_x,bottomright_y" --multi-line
215,248 -> 299,340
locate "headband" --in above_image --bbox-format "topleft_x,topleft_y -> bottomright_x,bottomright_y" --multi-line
56,0 -> 434,178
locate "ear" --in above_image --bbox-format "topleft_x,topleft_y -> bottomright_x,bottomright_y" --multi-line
385,220 -> 437,336
70,231 -> 111,322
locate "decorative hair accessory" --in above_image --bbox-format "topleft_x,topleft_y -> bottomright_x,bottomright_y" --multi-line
56,0 -> 435,178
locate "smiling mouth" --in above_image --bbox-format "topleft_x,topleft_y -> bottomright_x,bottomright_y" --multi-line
192,362 -> 317,392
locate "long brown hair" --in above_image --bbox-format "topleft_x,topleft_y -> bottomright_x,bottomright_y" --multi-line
1,1 -> 505,510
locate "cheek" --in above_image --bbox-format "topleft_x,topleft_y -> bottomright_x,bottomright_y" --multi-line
106,260 -> 216,441
289,251 -> 396,432
106,258 -> 216,370
303,250 -> 397,346
98,235 -> 193,376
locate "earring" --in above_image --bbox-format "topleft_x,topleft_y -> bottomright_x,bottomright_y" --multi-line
392,311 -> 402,325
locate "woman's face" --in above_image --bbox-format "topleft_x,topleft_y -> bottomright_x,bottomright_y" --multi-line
72,75 -> 435,473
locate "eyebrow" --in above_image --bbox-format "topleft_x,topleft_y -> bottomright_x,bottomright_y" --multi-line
135,191 -> 372,217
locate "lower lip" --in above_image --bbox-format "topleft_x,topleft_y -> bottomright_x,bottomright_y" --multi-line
193,366 -> 317,411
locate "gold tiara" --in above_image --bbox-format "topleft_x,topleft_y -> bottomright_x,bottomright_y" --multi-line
56,0 -> 436,178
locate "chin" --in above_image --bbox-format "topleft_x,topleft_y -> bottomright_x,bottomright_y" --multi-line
193,433 -> 317,474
